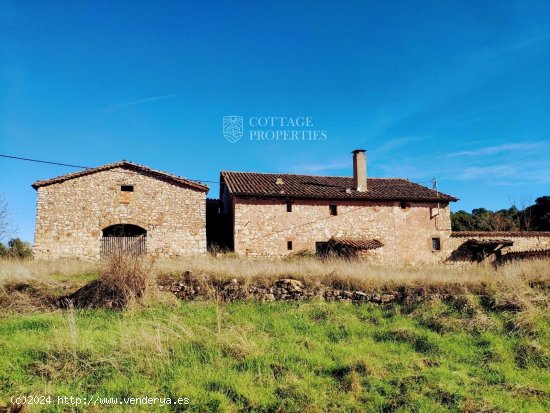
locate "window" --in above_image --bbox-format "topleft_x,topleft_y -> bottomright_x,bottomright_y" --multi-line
400,201 -> 410,209
120,185 -> 134,204
329,205 -> 338,216
315,241 -> 329,257
287,241 -> 293,250
286,203 -> 292,212
431,237 -> 441,251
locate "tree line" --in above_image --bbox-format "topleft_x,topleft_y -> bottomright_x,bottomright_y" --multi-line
451,196 -> 550,232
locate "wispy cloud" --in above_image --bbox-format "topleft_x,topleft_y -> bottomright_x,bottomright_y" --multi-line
457,164 -> 518,180
455,160 -> 550,184
103,94 -> 180,112
447,142 -> 547,157
377,138 -> 550,186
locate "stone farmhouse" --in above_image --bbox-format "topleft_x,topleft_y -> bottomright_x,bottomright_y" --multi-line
32,161 -> 208,259
32,151 -> 550,264
217,150 -> 458,265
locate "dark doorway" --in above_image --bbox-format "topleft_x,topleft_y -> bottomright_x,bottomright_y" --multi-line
102,224 -> 146,237
101,224 -> 147,257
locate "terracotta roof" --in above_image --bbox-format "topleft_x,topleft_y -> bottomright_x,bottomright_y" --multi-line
32,161 -> 209,192
221,171 -> 457,202
451,231 -> 550,238
501,249 -> 550,261
506,249 -> 550,255
329,238 -> 384,250
465,239 -> 514,247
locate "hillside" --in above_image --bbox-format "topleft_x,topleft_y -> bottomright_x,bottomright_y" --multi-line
0,257 -> 549,412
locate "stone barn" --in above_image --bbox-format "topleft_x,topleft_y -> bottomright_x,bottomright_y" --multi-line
216,150 -> 459,265
32,161 -> 208,259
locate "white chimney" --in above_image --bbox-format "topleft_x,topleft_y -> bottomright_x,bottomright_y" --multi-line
352,149 -> 367,192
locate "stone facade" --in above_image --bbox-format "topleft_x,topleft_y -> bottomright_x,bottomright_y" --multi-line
227,197 -> 550,264
231,197 -> 452,265
33,165 -> 207,259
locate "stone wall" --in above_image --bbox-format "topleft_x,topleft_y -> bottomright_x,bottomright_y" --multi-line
232,197 -> 452,265
34,167 -> 207,259
447,232 -> 550,263
159,276 -> 402,304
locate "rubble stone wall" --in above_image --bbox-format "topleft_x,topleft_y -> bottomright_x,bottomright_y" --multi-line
34,167 -> 207,259
232,197 -> 452,265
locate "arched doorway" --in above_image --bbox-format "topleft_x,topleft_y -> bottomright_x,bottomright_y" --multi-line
100,224 -> 147,257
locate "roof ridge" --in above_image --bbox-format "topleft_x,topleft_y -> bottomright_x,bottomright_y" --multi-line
32,161 -> 209,192
221,170 -> 409,180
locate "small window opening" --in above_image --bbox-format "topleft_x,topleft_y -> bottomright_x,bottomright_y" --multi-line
121,185 -> 134,192
287,241 -> 293,250
286,203 -> 292,212
431,237 -> 441,251
329,205 -> 338,216
400,201 -> 410,209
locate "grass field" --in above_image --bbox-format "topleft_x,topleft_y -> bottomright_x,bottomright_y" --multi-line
0,257 -> 549,412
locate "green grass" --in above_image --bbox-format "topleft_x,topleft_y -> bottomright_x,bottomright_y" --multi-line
1,299 -> 549,412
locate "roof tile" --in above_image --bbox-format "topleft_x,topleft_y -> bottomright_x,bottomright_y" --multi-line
221,171 -> 457,202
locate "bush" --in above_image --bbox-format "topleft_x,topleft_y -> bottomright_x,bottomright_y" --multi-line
63,250 -> 156,309
0,238 -> 33,259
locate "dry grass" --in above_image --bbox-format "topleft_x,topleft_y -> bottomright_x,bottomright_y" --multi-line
64,251 -> 157,309
155,255 -> 550,292
2,255 -> 548,291
0,255 -> 549,312
0,258 -> 99,284
0,258 -> 98,314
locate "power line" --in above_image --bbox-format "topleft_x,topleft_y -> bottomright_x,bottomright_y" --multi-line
0,154 -> 89,169
0,153 -> 441,188
0,153 -> 221,184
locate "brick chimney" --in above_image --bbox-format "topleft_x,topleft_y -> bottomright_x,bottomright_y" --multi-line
352,149 -> 367,192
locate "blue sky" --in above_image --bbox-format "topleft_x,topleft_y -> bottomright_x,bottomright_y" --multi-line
1,0 -> 549,242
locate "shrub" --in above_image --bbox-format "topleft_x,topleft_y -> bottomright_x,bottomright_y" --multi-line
0,238 -> 33,259
64,250 -> 156,309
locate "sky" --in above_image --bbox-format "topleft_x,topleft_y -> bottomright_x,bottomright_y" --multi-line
1,0 -> 549,242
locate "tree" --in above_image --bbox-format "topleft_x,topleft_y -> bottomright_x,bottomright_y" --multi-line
6,238 -> 33,259
451,196 -> 549,232
471,208 -> 496,231
493,208 -> 519,231
451,210 -> 475,231
0,196 -> 10,243
518,195 -> 534,231
527,196 -> 550,231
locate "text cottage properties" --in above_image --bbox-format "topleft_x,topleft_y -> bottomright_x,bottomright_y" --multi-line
247,116 -> 328,141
